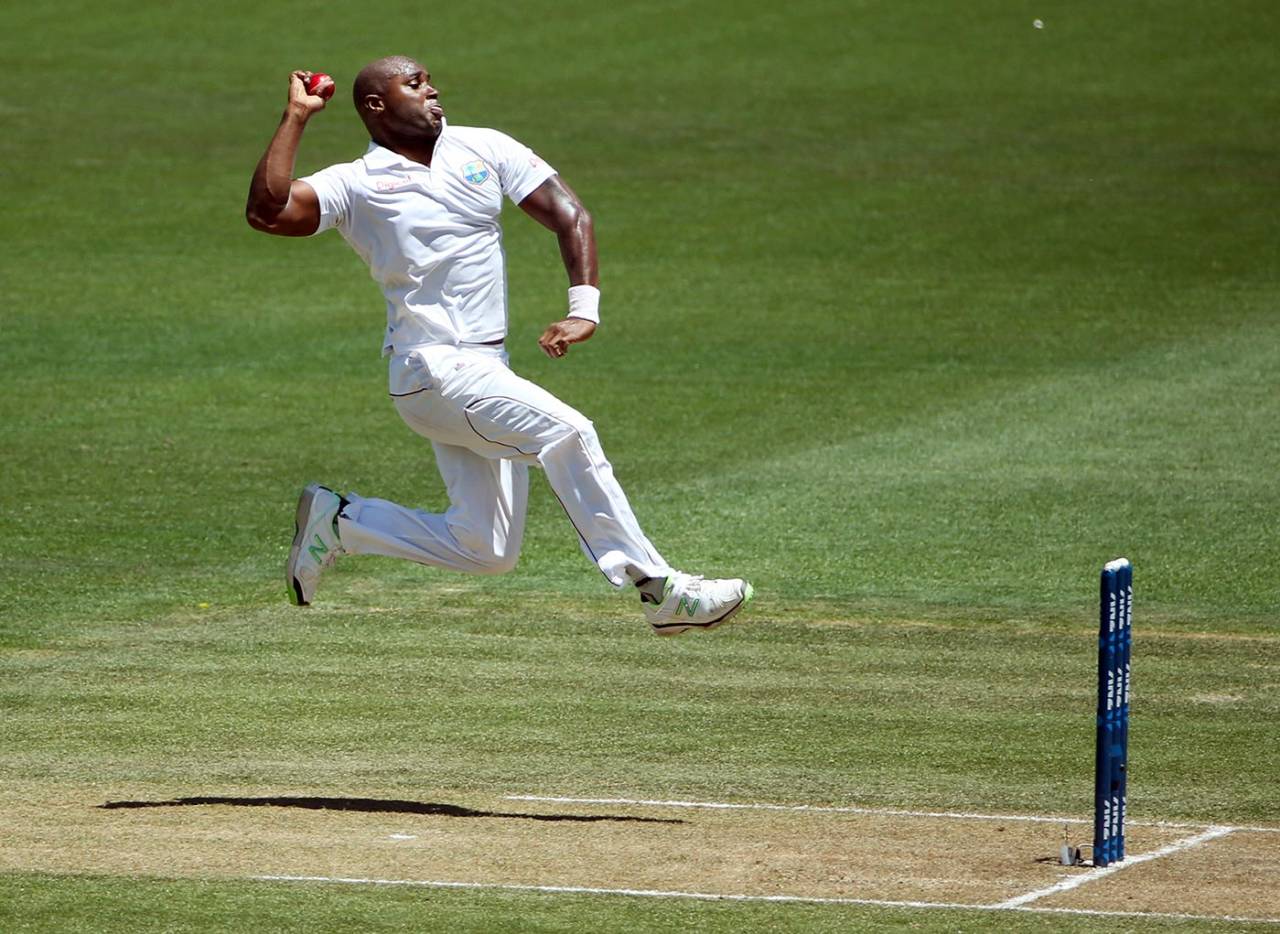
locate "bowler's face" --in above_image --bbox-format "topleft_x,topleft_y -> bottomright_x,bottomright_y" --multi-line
384,61 -> 444,134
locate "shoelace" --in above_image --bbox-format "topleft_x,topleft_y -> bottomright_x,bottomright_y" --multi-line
677,574 -> 705,595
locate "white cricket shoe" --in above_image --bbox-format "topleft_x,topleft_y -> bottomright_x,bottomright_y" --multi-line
642,571 -> 754,636
286,484 -> 344,606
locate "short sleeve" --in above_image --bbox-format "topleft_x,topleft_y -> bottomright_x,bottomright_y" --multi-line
489,131 -> 557,204
298,162 -> 357,234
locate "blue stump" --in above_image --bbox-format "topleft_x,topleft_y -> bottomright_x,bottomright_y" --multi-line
1094,558 -> 1132,867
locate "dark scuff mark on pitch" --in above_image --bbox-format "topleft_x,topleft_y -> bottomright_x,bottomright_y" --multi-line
98,795 -> 684,824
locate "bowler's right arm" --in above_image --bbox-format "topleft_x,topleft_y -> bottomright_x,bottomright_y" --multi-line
246,71 -> 324,237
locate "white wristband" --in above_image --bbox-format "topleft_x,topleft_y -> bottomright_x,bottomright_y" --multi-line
567,284 -> 600,324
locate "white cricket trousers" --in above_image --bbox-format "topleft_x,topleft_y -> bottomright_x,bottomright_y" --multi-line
335,343 -> 671,588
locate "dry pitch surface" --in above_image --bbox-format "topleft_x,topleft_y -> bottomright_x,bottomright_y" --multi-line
3,784 -> 1277,926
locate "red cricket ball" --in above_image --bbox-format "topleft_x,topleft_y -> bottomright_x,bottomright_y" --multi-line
306,72 -> 336,101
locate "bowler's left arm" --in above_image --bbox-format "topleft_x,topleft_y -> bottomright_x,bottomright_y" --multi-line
520,177 -> 599,359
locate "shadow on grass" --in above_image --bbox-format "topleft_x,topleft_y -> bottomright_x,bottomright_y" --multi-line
97,795 -> 684,824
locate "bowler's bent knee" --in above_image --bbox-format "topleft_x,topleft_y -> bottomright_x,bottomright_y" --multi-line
536,417 -> 603,469
448,526 -> 521,575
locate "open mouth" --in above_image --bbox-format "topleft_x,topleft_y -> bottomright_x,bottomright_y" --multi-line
427,101 -> 444,117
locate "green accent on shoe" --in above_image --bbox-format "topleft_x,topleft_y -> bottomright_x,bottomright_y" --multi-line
676,595 -> 701,618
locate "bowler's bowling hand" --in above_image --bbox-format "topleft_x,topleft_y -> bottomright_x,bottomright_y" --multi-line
538,318 -> 596,359
288,71 -> 328,116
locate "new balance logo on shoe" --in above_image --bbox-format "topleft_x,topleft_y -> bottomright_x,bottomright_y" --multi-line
307,535 -> 329,562
676,596 -> 701,618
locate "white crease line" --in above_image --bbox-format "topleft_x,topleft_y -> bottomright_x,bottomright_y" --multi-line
1215,824 -> 1280,834
254,874 -> 1280,925
505,794 -> 1090,825
994,825 -> 1237,909
257,876 -> 969,908
504,794 -> 1280,832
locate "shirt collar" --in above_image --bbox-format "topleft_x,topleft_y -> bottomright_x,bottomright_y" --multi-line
363,119 -> 448,172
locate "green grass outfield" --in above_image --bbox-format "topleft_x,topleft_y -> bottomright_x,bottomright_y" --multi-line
2,0 -> 1278,930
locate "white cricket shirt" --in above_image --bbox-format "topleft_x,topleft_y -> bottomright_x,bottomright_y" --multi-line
300,121 -> 556,354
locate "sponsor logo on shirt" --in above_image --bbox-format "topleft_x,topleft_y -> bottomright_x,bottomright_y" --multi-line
462,160 -> 490,185
375,176 -> 416,192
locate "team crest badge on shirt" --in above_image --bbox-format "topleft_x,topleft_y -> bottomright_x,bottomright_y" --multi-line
462,160 -> 490,185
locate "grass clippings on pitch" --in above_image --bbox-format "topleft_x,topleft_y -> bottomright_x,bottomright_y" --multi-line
1,783 -> 1277,923
1040,828 -> 1280,920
